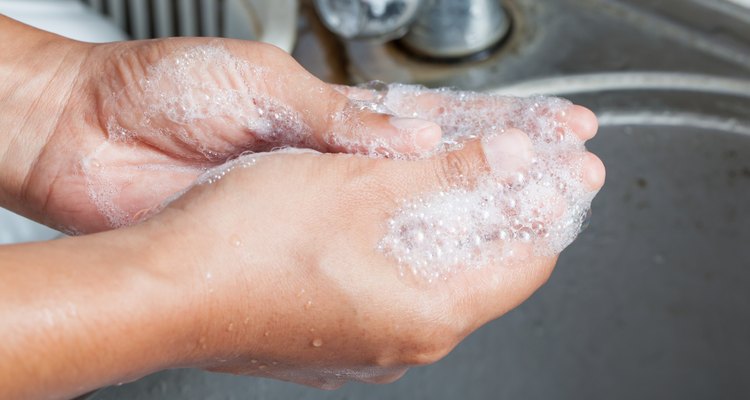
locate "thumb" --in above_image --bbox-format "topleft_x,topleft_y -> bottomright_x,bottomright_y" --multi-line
383,128 -> 534,193
251,45 -> 442,157
377,127 -> 604,321
377,128 -> 558,325
327,93 -> 445,157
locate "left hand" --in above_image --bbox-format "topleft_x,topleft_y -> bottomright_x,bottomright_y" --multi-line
1,19 -> 442,233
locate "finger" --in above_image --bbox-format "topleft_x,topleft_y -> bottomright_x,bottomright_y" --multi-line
376,126 -> 595,307
326,102 -> 444,157
558,105 -> 598,140
331,84 -> 379,101
336,84 -> 599,143
240,45 -> 443,156
384,128 -> 534,193
582,151 -> 606,191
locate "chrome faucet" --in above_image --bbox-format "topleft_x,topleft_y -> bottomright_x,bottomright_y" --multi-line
313,0 -> 510,59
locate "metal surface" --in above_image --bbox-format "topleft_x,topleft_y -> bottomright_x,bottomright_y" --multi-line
314,0 -> 510,58
401,0 -> 510,59
341,0 -> 750,86
90,0 -> 750,399
313,0 -> 422,40
80,0 -> 299,52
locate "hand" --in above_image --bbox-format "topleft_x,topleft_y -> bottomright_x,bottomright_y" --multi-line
1,21 -> 442,233
140,115 -> 604,389
0,119 -> 603,399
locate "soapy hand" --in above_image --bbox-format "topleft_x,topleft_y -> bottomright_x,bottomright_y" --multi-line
13,37 -> 442,233
141,102 -> 604,388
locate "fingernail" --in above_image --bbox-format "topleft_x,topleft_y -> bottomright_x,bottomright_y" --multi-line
481,129 -> 533,175
389,117 -> 442,150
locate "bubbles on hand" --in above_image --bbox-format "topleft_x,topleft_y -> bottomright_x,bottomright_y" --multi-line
373,84 -> 598,281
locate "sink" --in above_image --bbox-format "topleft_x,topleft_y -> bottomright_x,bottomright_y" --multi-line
91,0 -> 750,399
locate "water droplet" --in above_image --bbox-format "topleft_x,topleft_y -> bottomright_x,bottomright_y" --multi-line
517,228 -> 533,242
226,322 -> 234,332
250,359 -> 258,364
304,300 -> 313,310
263,331 -> 270,337
258,364 -> 268,370
229,235 -> 242,247
580,208 -> 593,231
531,221 -> 546,235
311,338 -> 323,348
555,130 -> 565,142
472,234 -> 482,247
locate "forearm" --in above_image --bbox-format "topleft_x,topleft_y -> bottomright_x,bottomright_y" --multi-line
0,15 -> 88,215
0,227 -> 197,400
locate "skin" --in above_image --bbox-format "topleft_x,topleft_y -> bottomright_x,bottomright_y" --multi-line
0,15 -> 444,233
0,15 -> 605,400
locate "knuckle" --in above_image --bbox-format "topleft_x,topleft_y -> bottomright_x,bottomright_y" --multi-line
254,41 -> 289,60
399,322 -> 462,366
437,151 -> 475,188
403,335 -> 456,366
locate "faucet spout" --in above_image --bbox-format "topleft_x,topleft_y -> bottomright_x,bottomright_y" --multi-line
314,0 -> 510,60
403,0 -> 510,59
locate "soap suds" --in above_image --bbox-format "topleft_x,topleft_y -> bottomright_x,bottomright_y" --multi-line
107,45 -> 314,152
358,83 -> 597,281
83,45 -> 316,227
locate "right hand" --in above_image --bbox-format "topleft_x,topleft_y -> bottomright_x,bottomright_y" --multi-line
140,112 -> 604,389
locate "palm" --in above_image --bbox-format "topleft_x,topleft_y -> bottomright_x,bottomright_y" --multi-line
28,39 -> 320,233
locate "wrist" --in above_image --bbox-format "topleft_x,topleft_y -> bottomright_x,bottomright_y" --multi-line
0,16 -> 92,214
113,222 -> 210,370
124,214 -> 220,368
0,223 -> 201,398
133,204 -> 277,369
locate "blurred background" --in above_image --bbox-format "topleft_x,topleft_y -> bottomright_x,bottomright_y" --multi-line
1,0 -> 749,399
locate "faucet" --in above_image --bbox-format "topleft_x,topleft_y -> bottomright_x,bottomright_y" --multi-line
313,0 -> 511,59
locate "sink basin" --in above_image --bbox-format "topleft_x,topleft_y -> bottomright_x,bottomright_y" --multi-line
92,0 -> 750,399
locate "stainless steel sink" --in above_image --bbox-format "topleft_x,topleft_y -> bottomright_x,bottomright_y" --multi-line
92,0 -> 750,399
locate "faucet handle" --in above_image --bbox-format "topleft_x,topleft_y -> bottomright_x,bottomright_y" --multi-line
313,0 -> 423,40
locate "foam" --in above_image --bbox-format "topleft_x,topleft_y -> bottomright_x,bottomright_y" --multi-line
364,83 -> 598,281
327,81 -> 437,159
80,141 -> 206,228
112,44 -> 314,151
83,45 -> 316,228
193,147 -> 318,186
